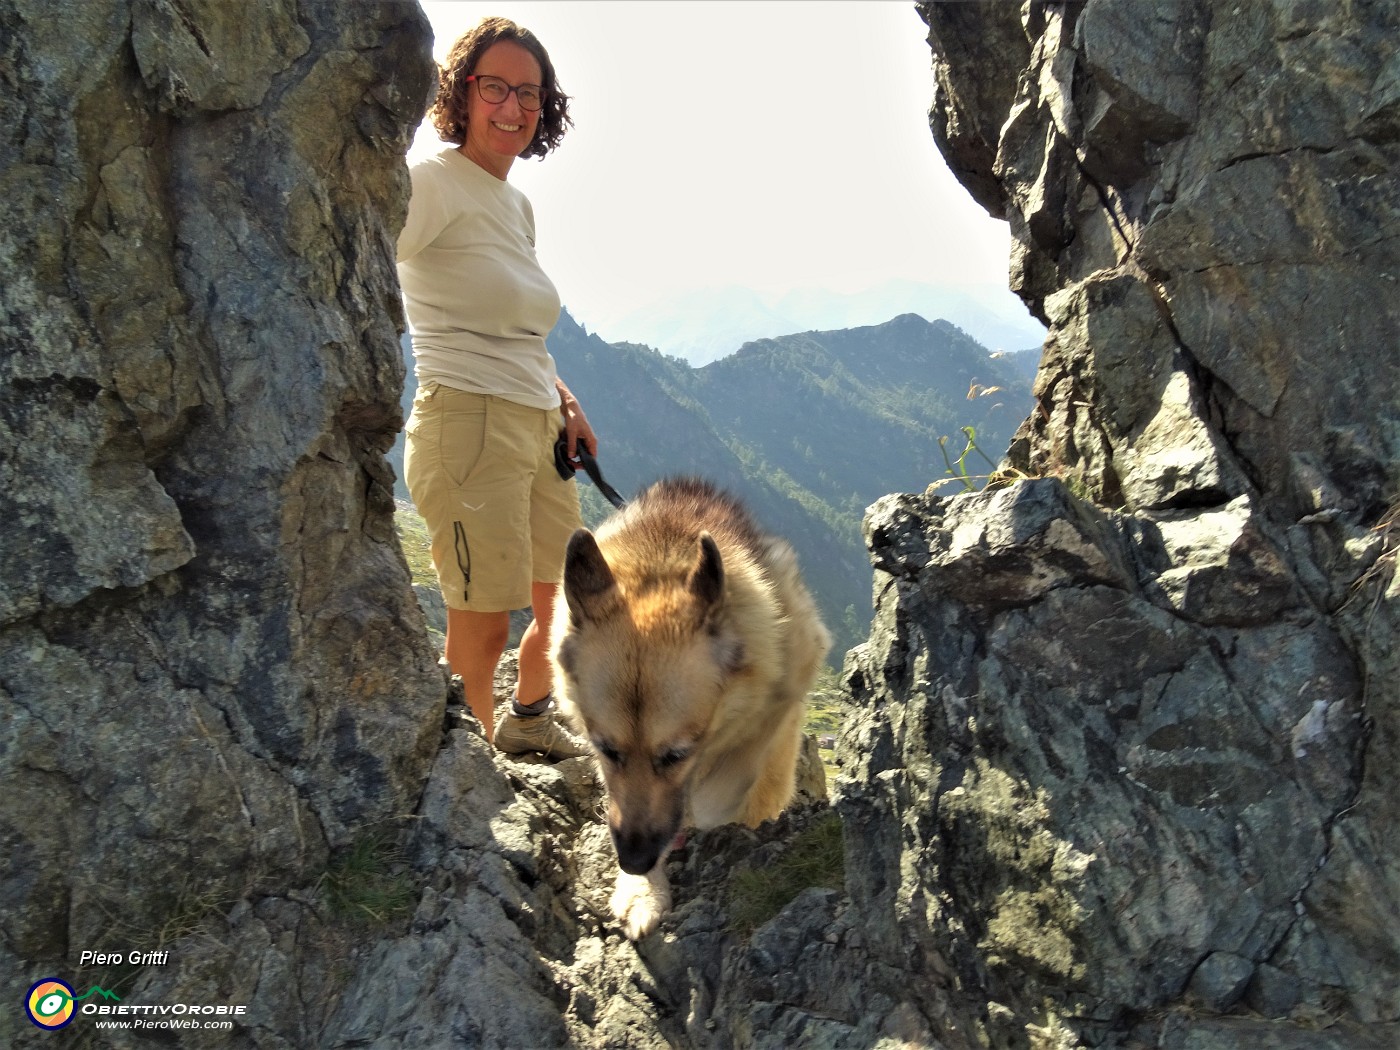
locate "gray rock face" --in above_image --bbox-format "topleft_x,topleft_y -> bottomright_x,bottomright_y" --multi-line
824,2 -> 1399,1045
4,2 -> 1398,1049
1,0 -> 445,1040
845,481 -> 1391,1045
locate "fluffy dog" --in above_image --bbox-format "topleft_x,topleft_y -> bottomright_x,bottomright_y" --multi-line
550,478 -> 830,939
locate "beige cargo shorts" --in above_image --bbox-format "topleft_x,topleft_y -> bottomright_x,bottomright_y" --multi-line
403,382 -> 581,612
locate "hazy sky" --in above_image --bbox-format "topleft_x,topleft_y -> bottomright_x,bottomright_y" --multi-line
411,1 -> 1018,333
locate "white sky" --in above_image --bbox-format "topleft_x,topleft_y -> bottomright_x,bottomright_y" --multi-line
411,0 -> 1016,333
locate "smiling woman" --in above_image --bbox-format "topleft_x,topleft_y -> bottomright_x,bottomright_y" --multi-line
412,2 -> 1028,354
457,44 -> 544,177
397,15 -> 596,759
427,17 -> 572,172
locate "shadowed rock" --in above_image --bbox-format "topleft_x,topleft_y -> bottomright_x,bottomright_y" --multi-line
3,2 -> 1397,1048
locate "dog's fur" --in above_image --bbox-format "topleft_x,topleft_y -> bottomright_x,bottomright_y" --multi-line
550,478 -> 830,939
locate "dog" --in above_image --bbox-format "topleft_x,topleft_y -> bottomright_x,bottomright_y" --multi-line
550,477 -> 830,940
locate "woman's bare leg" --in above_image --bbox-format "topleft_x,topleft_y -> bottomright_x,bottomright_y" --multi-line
515,581 -> 559,705
445,607 -> 510,740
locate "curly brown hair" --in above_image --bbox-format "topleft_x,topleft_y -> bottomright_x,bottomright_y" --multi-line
428,17 -> 572,160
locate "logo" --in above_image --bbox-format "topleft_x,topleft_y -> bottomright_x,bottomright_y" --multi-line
26,979 -> 76,1030
25,979 -> 121,1030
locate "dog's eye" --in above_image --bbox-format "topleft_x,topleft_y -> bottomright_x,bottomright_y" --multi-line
656,747 -> 691,770
593,740 -> 623,766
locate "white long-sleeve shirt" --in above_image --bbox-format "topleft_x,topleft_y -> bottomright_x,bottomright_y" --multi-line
397,148 -> 562,410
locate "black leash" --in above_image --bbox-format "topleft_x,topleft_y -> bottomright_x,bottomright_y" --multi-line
554,432 -> 627,508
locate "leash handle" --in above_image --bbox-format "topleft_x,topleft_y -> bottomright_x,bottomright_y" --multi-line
554,432 -> 627,508
576,443 -> 627,509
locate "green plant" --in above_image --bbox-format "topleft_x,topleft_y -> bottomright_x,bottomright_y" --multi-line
727,813 -> 845,937
936,424 -> 1000,492
319,831 -> 418,926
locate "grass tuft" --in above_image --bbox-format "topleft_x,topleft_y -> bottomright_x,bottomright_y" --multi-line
319,831 -> 418,926
727,812 -> 845,937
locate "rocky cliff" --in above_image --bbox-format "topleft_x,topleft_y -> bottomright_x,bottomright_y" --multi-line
841,0 -> 1398,1045
1,0 -> 446,1042
3,2 -> 1397,1049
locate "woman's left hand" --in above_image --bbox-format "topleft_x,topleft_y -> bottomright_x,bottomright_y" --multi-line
556,377 -> 598,460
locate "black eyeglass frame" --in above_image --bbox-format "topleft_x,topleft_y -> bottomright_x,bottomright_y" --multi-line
465,74 -> 548,112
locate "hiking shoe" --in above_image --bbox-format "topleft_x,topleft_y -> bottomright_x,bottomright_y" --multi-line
494,704 -> 591,760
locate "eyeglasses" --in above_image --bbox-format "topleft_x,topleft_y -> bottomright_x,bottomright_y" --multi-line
466,75 -> 547,112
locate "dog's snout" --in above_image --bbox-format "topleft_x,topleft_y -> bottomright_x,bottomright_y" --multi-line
612,826 -> 669,876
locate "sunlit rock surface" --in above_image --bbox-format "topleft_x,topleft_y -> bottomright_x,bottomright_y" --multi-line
3,2 -> 1397,1048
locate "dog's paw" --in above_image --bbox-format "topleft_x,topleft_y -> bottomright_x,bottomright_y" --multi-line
611,868 -> 671,940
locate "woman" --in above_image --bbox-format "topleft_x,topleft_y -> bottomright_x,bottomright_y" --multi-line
398,16 -> 591,759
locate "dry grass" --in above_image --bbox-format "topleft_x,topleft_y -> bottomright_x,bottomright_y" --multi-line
1343,497 -> 1399,616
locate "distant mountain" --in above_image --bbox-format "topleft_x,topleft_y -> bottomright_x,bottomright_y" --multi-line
589,279 -> 1046,365
588,286 -> 798,367
390,310 -> 1038,659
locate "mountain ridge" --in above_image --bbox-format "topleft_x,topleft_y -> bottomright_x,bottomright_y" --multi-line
585,279 -> 1047,365
394,309 -> 1038,656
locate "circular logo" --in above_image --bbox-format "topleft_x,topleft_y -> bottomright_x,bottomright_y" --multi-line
26,978 -> 76,1030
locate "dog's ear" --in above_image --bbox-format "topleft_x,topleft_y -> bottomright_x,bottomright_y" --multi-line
563,529 -> 620,623
688,532 -> 725,611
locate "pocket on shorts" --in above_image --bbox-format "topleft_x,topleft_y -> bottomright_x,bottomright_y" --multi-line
437,393 -> 489,487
